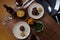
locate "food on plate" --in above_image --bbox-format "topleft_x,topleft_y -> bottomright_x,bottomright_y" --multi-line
20,32 -> 25,37
17,10 -> 25,17
38,7 -> 42,12
20,26 -> 25,31
32,7 -> 39,16
27,18 -> 35,25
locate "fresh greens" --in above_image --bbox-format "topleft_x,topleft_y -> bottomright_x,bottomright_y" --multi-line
34,22 -> 43,32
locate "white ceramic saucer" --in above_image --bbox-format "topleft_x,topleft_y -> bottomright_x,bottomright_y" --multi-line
13,21 -> 30,39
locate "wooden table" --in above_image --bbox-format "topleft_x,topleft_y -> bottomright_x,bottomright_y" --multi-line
0,0 -> 60,40
0,0 -> 18,40
5,12 -> 60,40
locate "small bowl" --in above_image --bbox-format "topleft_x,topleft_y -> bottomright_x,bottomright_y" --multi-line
34,21 -> 44,32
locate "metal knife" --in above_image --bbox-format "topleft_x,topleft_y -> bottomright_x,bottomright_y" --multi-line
23,0 -> 32,6
23,0 -> 35,8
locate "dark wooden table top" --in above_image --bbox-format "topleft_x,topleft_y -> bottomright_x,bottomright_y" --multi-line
6,12 -> 60,40
37,12 -> 60,40
0,0 -> 60,40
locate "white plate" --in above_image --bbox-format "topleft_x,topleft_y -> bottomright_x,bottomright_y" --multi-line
12,21 -> 30,39
28,2 -> 44,19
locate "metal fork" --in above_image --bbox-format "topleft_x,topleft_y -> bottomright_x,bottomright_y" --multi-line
23,0 -> 32,6
23,0 -> 35,8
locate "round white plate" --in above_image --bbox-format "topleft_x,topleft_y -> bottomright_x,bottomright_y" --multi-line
28,2 -> 44,19
13,21 -> 30,39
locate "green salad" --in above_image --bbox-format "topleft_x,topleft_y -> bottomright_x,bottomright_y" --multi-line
34,22 -> 43,32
